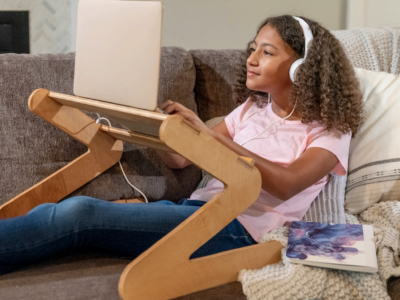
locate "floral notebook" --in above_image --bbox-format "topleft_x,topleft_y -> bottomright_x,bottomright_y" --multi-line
286,221 -> 378,273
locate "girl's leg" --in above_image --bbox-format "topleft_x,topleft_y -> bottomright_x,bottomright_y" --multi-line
0,196 -> 256,275
175,199 -> 258,259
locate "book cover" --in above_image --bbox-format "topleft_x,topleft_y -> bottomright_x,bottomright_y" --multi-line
286,221 -> 378,273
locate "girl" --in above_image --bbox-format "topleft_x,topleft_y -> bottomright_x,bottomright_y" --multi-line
0,15 -> 362,275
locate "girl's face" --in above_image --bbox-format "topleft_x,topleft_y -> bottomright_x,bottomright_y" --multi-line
246,24 -> 298,95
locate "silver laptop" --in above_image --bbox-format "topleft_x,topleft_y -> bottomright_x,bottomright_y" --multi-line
74,0 -> 163,112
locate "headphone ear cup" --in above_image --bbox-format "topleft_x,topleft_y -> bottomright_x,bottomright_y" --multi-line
289,58 -> 304,83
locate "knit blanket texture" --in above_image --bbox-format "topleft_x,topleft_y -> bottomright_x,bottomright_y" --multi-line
238,201 -> 400,300
332,27 -> 400,74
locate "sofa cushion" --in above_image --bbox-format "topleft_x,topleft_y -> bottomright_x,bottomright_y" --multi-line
0,249 -> 245,300
189,49 -> 244,122
345,68 -> 400,214
0,47 -> 201,205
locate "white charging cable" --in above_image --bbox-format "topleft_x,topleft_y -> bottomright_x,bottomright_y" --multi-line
95,113 -> 149,203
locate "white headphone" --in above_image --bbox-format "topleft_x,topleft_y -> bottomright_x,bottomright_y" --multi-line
239,16 -> 311,146
289,16 -> 314,83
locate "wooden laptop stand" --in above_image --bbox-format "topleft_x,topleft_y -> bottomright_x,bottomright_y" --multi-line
0,89 -> 282,300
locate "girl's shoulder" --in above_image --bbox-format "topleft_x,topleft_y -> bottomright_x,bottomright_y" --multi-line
238,98 -> 267,117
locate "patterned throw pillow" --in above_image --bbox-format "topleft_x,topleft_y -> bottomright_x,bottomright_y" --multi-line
345,68 -> 400,214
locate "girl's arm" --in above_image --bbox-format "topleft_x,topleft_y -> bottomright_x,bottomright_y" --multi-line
154,121 -> 232,169
158,101 -> 338,200
154,150 -> 192,169
209,122 -> 338,200
155,101 -> 233,169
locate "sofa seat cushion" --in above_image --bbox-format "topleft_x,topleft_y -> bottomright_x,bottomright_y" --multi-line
0,250 -> 245,300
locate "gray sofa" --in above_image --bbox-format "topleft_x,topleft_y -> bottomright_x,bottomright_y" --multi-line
1,28 -> 400,300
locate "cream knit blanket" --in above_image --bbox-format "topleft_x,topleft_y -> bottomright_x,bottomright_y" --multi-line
239,201 -> 400,300
332,27 -> 400,74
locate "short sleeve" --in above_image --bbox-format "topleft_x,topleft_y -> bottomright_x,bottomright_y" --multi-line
224,98 -> 256,139
307,129 -> 352,175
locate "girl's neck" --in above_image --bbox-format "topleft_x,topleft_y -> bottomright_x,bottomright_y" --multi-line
269,92 -> 302,121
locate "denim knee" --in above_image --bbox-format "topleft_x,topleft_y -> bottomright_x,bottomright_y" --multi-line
27,196 -> 98,217
56,196 -> 101,222
26,202 -> 55,215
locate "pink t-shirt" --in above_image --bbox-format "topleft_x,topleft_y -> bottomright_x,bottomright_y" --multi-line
189,98 -> 351,243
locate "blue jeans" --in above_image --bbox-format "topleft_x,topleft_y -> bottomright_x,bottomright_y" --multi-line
0,196 -> 257,275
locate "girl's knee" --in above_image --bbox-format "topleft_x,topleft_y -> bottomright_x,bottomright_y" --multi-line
26,203 -> 55,215
27,196 -> 100,216
57,196 -> 101,218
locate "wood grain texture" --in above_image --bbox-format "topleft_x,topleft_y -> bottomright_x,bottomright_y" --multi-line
100,125 -> 175,153
118,115 -> 282,300
49,91 -> 167,137
0,89 -> 123,219
0,90 -> 282,300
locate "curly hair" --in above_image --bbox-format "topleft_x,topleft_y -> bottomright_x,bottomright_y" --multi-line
232,15 -> 363,135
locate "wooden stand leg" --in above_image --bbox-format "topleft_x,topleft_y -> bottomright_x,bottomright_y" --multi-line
1,90 -> 281,300
0,89 -> 123,219
118,116 -> 282,300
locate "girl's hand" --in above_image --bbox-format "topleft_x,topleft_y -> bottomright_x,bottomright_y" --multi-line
159,100 -> 210,132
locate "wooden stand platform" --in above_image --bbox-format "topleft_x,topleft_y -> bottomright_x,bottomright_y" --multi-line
0,89 -> 282,300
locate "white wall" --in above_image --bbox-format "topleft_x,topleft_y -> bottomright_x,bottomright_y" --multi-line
147,0 -> 347,50
69,0 -> 346,52
70,0 -> 80,52
6,0 -> 400,54
347,0 -> 400,29
0,0 -> 347,53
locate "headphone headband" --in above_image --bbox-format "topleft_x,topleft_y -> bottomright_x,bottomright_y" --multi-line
292,16 -> 313,60
289,16 -> 314,83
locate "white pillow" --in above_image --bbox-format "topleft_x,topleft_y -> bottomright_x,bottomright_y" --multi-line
199,116 -> 346,224
345,68 -> 400,214
302,173 -> 346,224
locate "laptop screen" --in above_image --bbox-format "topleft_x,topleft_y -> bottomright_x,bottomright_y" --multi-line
74,0 -> 163,111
